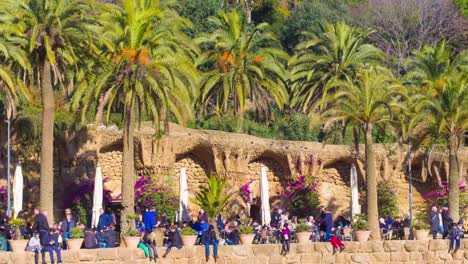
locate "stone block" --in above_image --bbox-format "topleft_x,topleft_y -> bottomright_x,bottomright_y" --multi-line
390,251 -> 409,262
117,248 -> 134,261
168,248 -> 186,259
422,250 -> 437,261
351,253 -> 370,263
404,240 -> 429,252
231,246 -> 252,257
334,253 -> 352,263
342,242 -> 360,253
217,246 -> 234,258
79,249 -> 98,261
61,249 -> 80,263
9,251 -> 34,264
320,253 -> 335,264
314,243 -> 333,254
409,251 -> 423,261
437,251 -> 453,261
252,244 -> 281,256
223,256 -> 247,264
268,255 -> 285,264
134,248 -> 148,259
370,252 -> 390,262
284,254 -> 300,264
452,250 -> 465,260
0,253 -> 8,264
429,240 -> 449,251
383,240 -> 405,252
359,241 -> 384,253
293,243 -> 314,254
298,253 -> 321,263
97,248 -> 118,260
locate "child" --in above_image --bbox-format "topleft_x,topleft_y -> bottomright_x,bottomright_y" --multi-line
449,223 -> 461,252
26,232 -> 42,264
280,223 -> 290,256
162,225 -> 182,258
330,234 -> 345,254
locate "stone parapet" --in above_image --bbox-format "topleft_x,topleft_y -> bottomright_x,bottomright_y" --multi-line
1,240 -> 468,263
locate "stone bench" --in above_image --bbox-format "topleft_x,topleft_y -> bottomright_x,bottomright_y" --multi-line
0,240 -> 467,263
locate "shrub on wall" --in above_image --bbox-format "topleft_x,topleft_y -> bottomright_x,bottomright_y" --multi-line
0,186 -> 7,215
377,181 -> 399,219
134,175 -> 179,221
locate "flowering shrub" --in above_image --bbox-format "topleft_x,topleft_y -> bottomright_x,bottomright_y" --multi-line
240,179 -> 253,204
134,175 -> 179,221
422,181 -> 468,214
64,176 -> 113,226
0,186 -> 7,214
377,182 -> 399,218
285,154 -> 321,218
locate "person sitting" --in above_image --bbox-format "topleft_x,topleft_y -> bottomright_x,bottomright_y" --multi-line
98,226 -> 118,248
202,225 -> 218,262
225,225 -> 240,245
142,228 -> 159,261
97,208 -> 112,232
0,231 -> 7,252
162,225 -> 182,258
83,229 -> 99,249
42,228 -> 63,264
450,223 -> 461,252
26,232 -> 42,264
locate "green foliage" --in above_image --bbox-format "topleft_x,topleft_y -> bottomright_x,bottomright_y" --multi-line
70,227 -> 84,239
192,175 -> 233,219
412,207 -> 430,230
238,225 -> 254,234
295,223 -> 311,232
240,217 -> 251,225
179,0 -> 224,36
8,218 -> 25,227
73,204 -> 88,227
377,182 -> 399,219
352,213 -> 370,231
180,226 -> 197,236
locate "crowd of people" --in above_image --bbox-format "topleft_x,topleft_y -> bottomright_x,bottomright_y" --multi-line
0,203 -> 466,263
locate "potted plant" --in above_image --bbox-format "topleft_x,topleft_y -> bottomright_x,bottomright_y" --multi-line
180,226 -> 198,246
352,214 -> 371,242
238,225 -> 255,245
8,218 -> 27,252
66,227 -> 84,250
122,214 -> 140,248
295,223 -> 311,243
413,209 -> 430,240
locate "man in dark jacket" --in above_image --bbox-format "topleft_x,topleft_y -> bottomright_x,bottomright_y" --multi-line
320,209 -> 333,242
442,205 -> 453,239
97,208 -> 112,232
271,209 -> 281,228
162,225 -> 182,258
429,206 -> 441,239
202,225 -> 218,262
33,208 -> 49,249
226,225 -> 240,245
42,228 -> 63,264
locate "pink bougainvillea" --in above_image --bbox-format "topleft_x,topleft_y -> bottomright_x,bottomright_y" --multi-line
134,175 -> 178,220
240,179 -> 253,204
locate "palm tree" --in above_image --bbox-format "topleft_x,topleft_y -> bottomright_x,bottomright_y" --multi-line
72,0 -> 199,221
322,67 -> 406,240
406,42 -> 468,221
192,174 -> 233,232
414,72 -> 467,222
197,10 -> 288,124
0,0 -> 98,220
290,22 -> 384,113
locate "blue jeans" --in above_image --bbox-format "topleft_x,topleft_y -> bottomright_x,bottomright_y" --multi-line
43,246 -> 62,263
324,228 -> 332,242
204,241 -> 218,257
450,237 -> 460,250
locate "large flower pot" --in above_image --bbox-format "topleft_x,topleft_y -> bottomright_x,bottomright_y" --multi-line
354,231 -> 371,242
66,238 -> 84,250
414,229 -> 429,240
8,240 -> 27,252
123,236 -> 140,248
295,232 -> 311,243
181,235 -> 197,246
239,234 -> 255,245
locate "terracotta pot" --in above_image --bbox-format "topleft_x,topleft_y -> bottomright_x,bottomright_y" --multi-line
295,232 -> 311,243
239,234 -> 255,245
354,230 -> 371,242
66,238 -> 83,250
413,229 -> 429,240
8,240 -> 27,252
181,235 -> 197,246
123,236 -> 140,248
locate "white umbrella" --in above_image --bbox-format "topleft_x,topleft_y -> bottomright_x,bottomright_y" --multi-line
179,167 -> 189,222
91,165 -> 103,228
12,163 -> 23,218
260,165 -> 271,226
350,163 -> 361,219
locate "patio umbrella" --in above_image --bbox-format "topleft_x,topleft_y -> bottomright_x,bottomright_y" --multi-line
350,163 -> 361,219
260,165 -> 271,226
12,163 -> 23,218
91,165 -> 103,228
179,167 -> 189,222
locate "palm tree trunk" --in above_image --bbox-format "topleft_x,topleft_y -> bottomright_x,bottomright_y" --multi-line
94,87 -> 114,126
40,61 -> 55,225
364,124 -> 380,240
448,135 -> 460,222
122,96 -> 136,225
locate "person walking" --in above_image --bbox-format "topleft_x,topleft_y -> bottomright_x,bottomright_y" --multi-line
320,208 -> 333,242
33,208 -> 49,253
441,205 -> 453,239
430,206 -> 440,239
202,225 -> 219,262
280,223 -> 291,256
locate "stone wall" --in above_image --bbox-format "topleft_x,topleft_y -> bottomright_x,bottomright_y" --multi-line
2,240 -> 468,264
